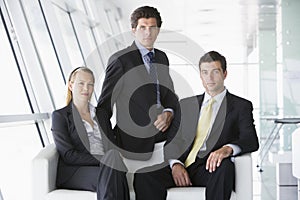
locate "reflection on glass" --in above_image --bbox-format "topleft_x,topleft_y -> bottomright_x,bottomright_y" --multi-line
52,5 -> 84,67
0,14 -> 31,115
74,0 -> 87,14
21,0 -> 66,109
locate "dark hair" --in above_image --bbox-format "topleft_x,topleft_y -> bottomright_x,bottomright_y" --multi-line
130,6 -> 162,28
199,51 -> 227,72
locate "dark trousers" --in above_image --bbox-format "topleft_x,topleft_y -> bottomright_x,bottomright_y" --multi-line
134,158 -> 235,200
59,149 -> 130,200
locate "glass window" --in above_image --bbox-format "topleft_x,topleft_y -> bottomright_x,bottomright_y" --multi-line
73,0 -> 87,14
167,52 -> 201,99
0,9 -> 31,115
71,12 -> 105,97
0,5 -> 50,200
21,0 -> 66,109
52,4 -> 84,67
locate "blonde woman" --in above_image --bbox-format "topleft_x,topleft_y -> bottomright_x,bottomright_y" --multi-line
51,67 -> 129,200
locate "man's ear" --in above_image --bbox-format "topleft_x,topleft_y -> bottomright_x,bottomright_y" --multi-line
157,28 -> 160,34
224,70 -> 227,79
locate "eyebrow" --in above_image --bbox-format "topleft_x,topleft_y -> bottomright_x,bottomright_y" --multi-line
77,79 -> 94,83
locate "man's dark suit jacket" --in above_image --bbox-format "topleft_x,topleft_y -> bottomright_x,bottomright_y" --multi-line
51,102 -> 113,186
164,91 -> 259,163
96,42 -> 178,160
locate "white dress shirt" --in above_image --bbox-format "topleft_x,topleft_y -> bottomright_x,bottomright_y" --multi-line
169,89 -> 241,168
82,104 -> 105,156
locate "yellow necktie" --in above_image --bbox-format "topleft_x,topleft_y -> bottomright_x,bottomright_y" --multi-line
185,98 -> 215,167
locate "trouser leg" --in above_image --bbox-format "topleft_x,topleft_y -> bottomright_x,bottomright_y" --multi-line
189,158 -> 235,200
58,166 -> 99,191
98,149 -> 130,200
134,164 -> 175,200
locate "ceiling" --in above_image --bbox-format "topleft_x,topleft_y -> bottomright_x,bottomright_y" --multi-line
111,0 -> 280,64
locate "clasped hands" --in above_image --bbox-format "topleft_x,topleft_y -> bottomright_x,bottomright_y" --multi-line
171,146 -> 233,187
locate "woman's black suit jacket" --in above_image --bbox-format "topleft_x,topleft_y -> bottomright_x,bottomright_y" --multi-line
51,102 -> 113,186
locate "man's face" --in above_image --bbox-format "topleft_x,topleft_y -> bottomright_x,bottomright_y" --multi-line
132,17 -> 160,50
200,61 -> 227,96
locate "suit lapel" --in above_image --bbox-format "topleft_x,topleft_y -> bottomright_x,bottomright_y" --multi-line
130,42 -> 168,88
128,42 -> 159,108
182,95 -> 203,149
93,116 -> 109,152
225,92 -> 235,116
71,103 -> 90,151
187,95 -> 204,140
128,42 -> 149,75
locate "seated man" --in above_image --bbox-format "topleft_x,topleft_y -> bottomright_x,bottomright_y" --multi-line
134,51 -> 259,200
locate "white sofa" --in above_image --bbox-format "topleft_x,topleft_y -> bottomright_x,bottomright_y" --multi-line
32,143 -> 253,200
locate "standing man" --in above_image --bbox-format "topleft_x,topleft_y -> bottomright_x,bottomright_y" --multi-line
134,51 -> 259,200
96,6 -> 178,160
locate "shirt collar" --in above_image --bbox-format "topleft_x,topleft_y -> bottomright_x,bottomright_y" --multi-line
135,40 -> 155,57
203,88 -> 227,104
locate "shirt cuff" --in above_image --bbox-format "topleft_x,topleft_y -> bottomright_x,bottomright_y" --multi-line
224,144 -> 241,156
163,108 -> 174,116
169,159 -> 184,169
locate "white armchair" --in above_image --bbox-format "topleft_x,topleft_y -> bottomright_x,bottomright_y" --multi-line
167,154 -> 253,200
32,144 -> 253,200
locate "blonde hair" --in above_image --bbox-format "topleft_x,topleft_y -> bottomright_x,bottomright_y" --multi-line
66,66 -> 95,105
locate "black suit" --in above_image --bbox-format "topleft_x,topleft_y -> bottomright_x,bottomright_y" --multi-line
51,102 -> 129,200
96,42 -> 178,160
134,91 -> 259,200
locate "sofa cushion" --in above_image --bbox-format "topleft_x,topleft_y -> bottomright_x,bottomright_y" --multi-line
167,187 -> 236,200
45,189 -> 136,200
46,190 -> 96,200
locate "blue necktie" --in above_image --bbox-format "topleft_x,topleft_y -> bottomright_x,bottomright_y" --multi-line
146,52 -> 161,106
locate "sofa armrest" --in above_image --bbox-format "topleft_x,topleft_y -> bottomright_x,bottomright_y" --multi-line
32,144 -> 58,200
234,153 -> 252,200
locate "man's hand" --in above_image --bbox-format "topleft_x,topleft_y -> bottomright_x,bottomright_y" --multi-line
172,163 -> 192,187
206,146 -> 233,173
154,111 -> 173,132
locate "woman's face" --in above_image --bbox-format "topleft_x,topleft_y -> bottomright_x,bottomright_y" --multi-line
69,70 -> 94,103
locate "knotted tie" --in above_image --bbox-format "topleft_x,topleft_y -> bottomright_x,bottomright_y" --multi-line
185,98 -> 215,167
146,52 -> 160,106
